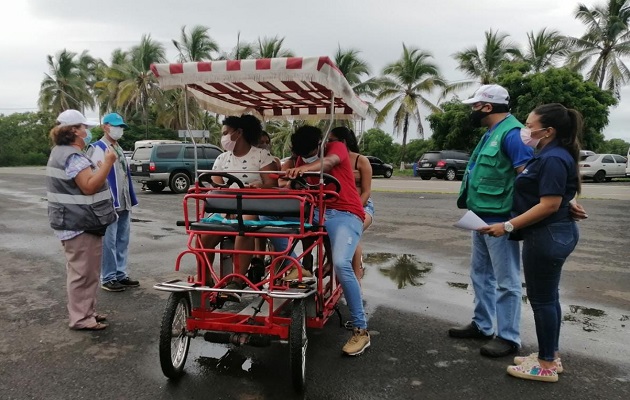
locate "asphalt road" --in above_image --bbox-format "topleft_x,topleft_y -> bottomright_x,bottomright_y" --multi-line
0,167 -> 628,400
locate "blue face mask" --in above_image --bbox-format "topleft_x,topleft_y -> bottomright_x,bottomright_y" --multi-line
302,154 -> 319,164
83,129 -> 92,146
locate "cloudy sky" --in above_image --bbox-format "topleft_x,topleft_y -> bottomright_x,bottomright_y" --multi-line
3,0 -> 630,143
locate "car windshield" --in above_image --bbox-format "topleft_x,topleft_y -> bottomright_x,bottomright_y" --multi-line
584,155 -> 599,162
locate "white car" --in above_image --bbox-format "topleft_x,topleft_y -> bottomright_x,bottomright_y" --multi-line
579,153 -> 628,183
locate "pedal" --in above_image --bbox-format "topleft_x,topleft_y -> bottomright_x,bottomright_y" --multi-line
289,280 -> 316,289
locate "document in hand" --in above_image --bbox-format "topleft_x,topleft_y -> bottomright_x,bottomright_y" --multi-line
454,210 -> 488,230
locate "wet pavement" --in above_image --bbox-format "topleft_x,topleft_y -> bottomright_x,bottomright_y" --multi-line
0,168 -> 629,399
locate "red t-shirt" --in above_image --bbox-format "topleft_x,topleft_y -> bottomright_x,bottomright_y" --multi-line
296,141 -> 364,220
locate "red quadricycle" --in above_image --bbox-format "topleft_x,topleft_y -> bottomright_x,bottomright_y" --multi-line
150,56 -> 368,392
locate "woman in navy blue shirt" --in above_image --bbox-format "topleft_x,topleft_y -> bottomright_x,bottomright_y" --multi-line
480,103 -> 582,383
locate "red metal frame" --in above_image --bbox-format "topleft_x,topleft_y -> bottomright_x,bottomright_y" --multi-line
164,179 -> 342,340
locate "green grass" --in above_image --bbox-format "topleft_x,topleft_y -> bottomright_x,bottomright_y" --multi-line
393,169 -> 415,177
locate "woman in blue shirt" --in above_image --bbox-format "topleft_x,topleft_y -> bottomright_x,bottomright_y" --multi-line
480,103 -> 582,382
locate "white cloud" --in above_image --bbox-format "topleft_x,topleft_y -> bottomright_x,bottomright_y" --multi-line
1,0 -> 627,142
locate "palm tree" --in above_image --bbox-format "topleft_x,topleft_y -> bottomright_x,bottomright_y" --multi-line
374,44 -> 446,167
38,49 -> 93,114
115,34 -> 166,137
255,36 -> 295,58
219,32 -> 256,60
521,28 -> 571,73
333,46 -> 380,125
566,0 -> 630,96
453,30 -> 522,84
377,254 -> 432,289
173,25 -> 219,62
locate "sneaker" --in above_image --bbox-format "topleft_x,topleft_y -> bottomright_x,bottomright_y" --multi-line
506,363 -> 558,383
342,328 -> 371,356
282,267 -> 314,282
118,277 -> 140,287
480,337 -> 519,358
101,281 -> 125,292
514,353 -> 564,373
220,281 -> 244,302
448,322 -> 493,339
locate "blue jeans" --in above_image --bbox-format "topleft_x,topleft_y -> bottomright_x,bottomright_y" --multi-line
261,209 -> 366,329
522,221 -> 579,361
470,231 -> 522,346
101,210 -> 131,283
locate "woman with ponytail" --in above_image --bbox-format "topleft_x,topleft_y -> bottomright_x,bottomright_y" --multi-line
479,103 -> 582,382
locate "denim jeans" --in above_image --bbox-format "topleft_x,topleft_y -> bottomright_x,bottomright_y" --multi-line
470,231 -> 522,346
522,221 -> 579,361
260,209 -> 366,329
101,210 -> 131,283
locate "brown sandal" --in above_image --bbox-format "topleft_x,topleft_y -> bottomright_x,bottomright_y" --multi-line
76,322 -> 108,331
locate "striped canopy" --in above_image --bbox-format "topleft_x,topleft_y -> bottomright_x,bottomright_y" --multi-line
150,56 -> 368,120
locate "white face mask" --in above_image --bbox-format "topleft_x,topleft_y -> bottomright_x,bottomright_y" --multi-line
520,128 -> 544,148
302,154 -> 319,164
109,126 -> 124,141
221,134 -> 237,152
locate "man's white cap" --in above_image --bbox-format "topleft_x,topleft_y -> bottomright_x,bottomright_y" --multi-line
462,84 -> 510,105
56,109 -> 97,128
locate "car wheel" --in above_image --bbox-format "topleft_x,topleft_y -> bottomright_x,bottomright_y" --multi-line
444,168 -> 457,181
593,170 -> 606,183
146,181 -> 165,193
420,175 -> 431,180
169,172 -> 191,193
384,169 -> 393,178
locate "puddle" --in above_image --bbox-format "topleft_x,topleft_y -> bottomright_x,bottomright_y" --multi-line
364,253 -> 432,289
569,305 -> 606,317
152,235 -> 167,240
619,315 -> 628,322
131,218 -> 151,223
196,347 -> 258,376
447,282 -> 468,290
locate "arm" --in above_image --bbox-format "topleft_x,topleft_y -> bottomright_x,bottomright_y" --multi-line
284,154 -> 340,179
479,195 -> 563,237
254,162 -> 279,188
74,149 -> 117,195
357,155 -> 372,206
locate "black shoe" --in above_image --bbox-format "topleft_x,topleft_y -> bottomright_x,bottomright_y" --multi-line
448,322 -> 493,339
220,281 -> 244,303
118,277 -> 140,287
101,281 -> 126,292
480,337 -> 519,358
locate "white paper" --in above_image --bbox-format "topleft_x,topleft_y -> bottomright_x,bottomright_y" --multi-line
454,210 -> 488,230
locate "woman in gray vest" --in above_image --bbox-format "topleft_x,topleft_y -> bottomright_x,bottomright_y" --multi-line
46,110 -> 118,330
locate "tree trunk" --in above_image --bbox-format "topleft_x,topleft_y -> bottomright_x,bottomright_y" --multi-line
400,114 -> 409,170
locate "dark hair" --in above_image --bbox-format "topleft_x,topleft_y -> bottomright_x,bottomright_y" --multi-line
291,125 -> 322,157
488,103 -> 510,114
222,114 -> 262,146
533,103 -> 583,194
261,130 -> 270,140
49,124 -> 81,146
330,126 -> 360,153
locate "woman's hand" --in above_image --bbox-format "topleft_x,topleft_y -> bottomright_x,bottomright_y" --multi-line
478,223 -> 506,237
569,201 -> 588,220
285,166 -> 309,179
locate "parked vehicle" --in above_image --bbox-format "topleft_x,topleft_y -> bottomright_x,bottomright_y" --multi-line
366,156 -> 393,178
130,143 -> 223,193
627,148 -> 630,177
580,149 -> 595,161
134,139 -> 182,150
414,150 -> 470,181
579,153 -> 628,183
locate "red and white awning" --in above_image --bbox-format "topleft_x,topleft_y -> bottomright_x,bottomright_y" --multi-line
150,56 -> 368,120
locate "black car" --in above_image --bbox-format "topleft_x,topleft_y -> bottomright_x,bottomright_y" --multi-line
366,156 -> 393,178
414,150 -> 470,181
130,143 -> 223,193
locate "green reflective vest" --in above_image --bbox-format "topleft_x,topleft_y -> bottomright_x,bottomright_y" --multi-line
457,115 -> 523,215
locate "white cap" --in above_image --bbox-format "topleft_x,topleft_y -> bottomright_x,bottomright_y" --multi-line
56,109 -> 97,128
462,84 -> 510,105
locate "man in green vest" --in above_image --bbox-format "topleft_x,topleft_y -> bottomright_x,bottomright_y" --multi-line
450,85 -> 533,357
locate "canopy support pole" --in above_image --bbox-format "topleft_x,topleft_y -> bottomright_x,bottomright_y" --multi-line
319,94 -> 335,184
183,85 -> 199,185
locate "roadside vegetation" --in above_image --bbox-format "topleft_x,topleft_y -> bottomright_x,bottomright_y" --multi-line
1,0 -> 630,168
